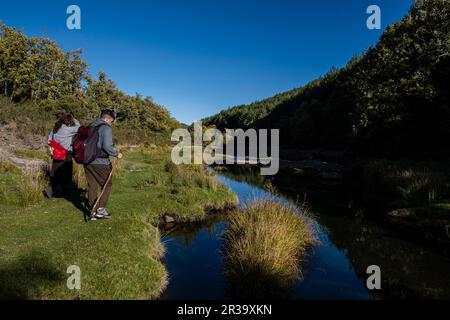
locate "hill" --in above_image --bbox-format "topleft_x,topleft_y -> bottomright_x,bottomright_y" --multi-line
203,0 -> 450,158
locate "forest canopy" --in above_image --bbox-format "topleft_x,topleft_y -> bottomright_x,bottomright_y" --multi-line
0,22 -> 179,134
203,0 -> 450,157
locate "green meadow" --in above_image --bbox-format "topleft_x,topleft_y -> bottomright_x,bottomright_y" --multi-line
0,146 -> 236,299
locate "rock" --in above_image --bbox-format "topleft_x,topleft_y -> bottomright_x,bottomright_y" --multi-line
387,208 -> 415,218
8,156 -> 48,171
318,171 -> 344,181
164,215 -> 175,224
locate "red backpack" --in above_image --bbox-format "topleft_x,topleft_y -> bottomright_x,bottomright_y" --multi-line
49,135 -> 67,161
73,124 -> 106,164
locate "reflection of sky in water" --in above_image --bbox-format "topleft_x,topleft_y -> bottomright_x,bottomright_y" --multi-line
161,222 -> 230,300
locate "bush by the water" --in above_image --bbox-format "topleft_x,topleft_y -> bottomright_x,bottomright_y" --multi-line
223,200 -> 316,299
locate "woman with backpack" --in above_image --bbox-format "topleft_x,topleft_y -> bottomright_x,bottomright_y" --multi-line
44,113 -> 81,198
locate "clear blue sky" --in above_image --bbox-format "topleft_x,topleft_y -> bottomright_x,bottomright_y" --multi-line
1,0 -> 412,124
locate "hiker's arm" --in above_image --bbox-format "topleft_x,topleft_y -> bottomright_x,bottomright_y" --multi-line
101,126 -> 119,157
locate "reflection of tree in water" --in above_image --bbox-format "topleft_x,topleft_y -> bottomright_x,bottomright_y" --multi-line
221,165 -> 355,216
214,165 -> 267,188
319,215 -> 450,299
217,165 -> 450,299
160,215 -> 227,247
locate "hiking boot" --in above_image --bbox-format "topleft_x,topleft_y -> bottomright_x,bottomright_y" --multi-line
96,207 -> 112,219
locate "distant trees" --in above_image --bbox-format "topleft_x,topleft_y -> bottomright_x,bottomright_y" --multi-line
0,25 -> 87,101
203,0 -> 450,157
0,22 -> 178,133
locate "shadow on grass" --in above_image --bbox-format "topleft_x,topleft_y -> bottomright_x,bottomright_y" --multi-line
0,250 -> 66,299
50,183 -> 90,221
62,186 -> 91,222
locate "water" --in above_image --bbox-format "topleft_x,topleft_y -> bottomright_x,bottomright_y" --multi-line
161,168 -> 450,300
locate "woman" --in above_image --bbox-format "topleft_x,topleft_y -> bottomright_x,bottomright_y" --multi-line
44,113 -> 80,198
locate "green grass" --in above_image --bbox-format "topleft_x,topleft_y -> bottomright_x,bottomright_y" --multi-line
14,149 -> 49,160
223,200 -> 316,299
0,161 -> 23,174
0,146 -> 236,299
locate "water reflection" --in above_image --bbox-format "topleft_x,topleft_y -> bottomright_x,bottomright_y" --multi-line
161,166 -> 450,299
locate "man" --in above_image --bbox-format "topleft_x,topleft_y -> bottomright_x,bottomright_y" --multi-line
85,110 -> 123,220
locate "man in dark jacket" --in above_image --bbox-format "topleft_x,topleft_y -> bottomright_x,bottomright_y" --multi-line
85,110 -> 123,220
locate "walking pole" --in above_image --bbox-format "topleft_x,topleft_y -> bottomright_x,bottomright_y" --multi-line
90,161 -> 115,219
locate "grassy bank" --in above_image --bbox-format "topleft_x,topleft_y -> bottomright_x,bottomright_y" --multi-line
223,200 -> 316,299
0,145 -> 236,299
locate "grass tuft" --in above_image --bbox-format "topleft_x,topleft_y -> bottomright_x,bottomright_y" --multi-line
0,161 -> 22,174
17,167 -> 48,208
362,161 -> 450,209
223,200 -> 316,299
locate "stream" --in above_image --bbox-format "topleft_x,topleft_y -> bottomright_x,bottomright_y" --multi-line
161,168 -> 450,300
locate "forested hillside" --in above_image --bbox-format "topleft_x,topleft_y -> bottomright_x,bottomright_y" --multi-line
0,23 -> 179,143
204,0 -> 450,157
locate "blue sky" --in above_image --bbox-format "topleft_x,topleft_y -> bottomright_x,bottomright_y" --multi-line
1,0 -> 412,124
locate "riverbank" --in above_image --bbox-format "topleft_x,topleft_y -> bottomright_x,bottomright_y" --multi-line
0,145 -> 236,299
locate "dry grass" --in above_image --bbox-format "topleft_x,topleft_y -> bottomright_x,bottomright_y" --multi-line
112,158 -> 124,174
17,167 -> 48,208
395,169 -> 445,203
223,199 -> 316,298
362,160 -> 449,206
72,163 -> 87,190
165,161 -> 218,191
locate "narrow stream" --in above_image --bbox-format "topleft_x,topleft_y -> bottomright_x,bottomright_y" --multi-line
161,169 -> 450,300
